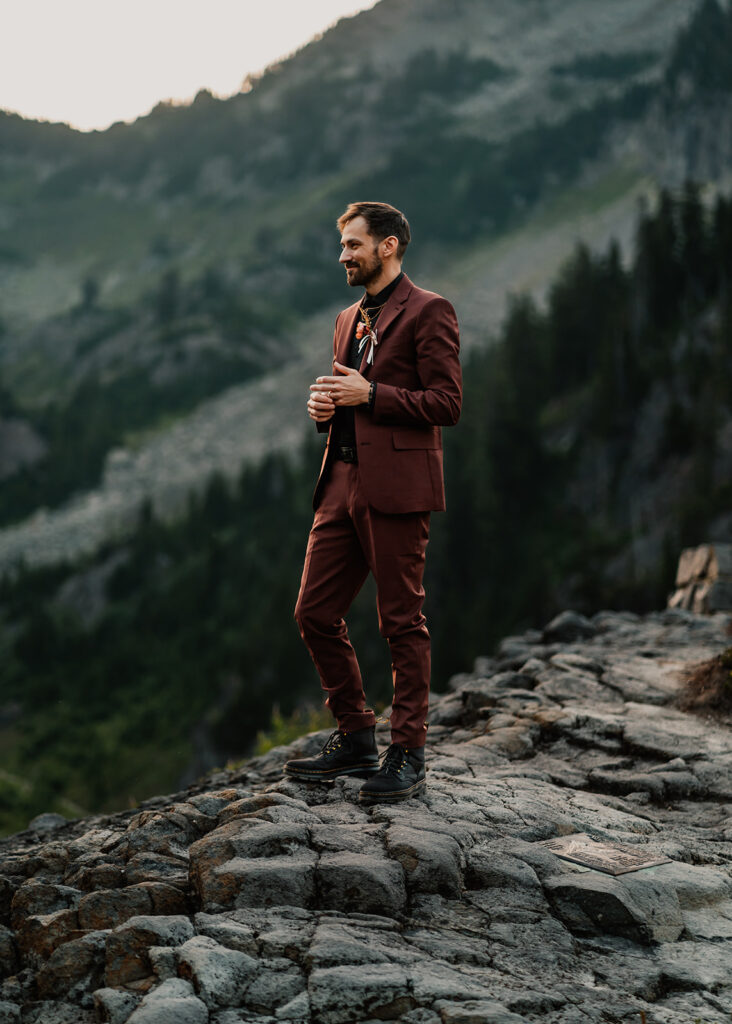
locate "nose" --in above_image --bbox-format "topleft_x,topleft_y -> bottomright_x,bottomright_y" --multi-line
339,249 -> 350,264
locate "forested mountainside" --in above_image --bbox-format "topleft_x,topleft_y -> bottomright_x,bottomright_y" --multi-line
1,183 -> 730,835
0,0 -> 709,537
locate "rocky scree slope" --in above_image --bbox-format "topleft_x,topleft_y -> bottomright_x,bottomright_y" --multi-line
1,606 -> 731,1024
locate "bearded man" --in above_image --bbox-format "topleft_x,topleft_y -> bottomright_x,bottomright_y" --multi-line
284,201 -> 462,803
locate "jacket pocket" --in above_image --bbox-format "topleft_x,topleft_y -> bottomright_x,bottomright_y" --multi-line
392,428 -> 440,450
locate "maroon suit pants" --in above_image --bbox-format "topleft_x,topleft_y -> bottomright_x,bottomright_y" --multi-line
294,459 -> 431,748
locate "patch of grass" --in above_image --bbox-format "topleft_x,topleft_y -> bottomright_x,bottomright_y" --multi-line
250,704 -> 334,757
677,645 -> 732,717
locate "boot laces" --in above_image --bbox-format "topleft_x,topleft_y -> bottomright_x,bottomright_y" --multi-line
379,743 -> 408,776
322,730 -> 346,756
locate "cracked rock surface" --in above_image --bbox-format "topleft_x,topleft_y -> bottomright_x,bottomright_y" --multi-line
1,607 -> 731,1023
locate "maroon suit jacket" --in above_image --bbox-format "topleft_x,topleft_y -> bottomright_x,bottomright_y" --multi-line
313,274 -> 462,514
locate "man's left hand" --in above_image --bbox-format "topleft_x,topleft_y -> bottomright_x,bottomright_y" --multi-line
311,362 -> 370,406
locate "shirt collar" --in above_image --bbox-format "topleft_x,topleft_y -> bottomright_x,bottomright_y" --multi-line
362,271 -> 404,308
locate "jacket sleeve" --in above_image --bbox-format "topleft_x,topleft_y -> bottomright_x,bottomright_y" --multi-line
371,297 -> 462,427
315,315 -> 340,434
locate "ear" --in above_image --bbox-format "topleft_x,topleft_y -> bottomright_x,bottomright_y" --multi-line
380,235 -> 399,259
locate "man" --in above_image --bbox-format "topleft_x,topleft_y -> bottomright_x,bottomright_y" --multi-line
284,201 -> 461,803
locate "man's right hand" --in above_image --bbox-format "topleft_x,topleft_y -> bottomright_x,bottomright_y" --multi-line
307,387 -> 336,422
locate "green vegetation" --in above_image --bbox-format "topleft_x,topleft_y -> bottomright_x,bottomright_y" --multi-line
665,0 -> 732,96
356,82 -> 652,246
1,183 -> 731,834
552,51 -> 657,80
0,266 -> 291,527
0,33 -> 665,528
251,705 -> 335,757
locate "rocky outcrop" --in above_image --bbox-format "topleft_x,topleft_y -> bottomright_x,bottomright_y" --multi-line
669,542 -> 732,613
1,607 -> 731,1023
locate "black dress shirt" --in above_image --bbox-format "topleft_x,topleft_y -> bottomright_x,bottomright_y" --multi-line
331,272 -> 404,449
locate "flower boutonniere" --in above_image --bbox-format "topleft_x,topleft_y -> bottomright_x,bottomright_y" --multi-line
356,306 -> 382,365
357,323 -> 378,365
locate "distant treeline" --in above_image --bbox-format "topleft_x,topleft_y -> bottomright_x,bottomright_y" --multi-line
1,183 -> 731,833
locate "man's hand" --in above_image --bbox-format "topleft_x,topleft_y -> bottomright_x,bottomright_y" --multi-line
307,389 -> 336,422
310,362 -> 370,410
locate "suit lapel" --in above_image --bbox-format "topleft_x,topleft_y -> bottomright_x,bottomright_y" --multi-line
358,274 -> 413,375
335,302 -> 361,367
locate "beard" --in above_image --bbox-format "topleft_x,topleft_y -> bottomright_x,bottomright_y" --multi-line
345,246 -> 382,288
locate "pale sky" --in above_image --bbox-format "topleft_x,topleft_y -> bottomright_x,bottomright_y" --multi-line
0,0 -> 377,132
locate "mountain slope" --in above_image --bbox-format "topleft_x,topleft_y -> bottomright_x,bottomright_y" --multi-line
0,0 -> 722,564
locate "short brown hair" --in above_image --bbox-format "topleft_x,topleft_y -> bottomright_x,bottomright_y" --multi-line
337,201 -> 411,260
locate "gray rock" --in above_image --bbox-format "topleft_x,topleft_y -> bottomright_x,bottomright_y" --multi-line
542,611 -> 596,643
0,1003 -> 19,1024
543,872 -> 653,944
124,852 -> 189,888
386,826 -> 463,897
658,942 -> 732,992
316,852 -> 406,916
400,1010 -> 441,1024
646,860 -> 732,908
193,913 -> 258,956
535,672 -> 619,705
148,945 -> 178,980
616,873 -> 684,943
126,979 -> 209,1024
681,901 -> 732,941
93,987 -> 141,1024
244,957 -> 305,1014
19,1001 -> 96,1023
105,915 -> 195,986
3,607 -> 732,1024
622,702 -> 732,760
433,999 -> 530,1023
306,921 -> 398,971
27,814 -> 68,834
275,989 -> 311,1020
308,963 -> 413,1024
0,927 -> 18,979
459,674 -> 537,713
308,823 -> 385,857
205,852 -> 317,911
176,934 -> 257,1008
409,962 -> 505,1002
465,848 -> 542,894
692,758 -> 732,800
549,652 -> 605,676
37,929 -> 107,999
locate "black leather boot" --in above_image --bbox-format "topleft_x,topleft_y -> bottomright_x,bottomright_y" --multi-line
283,726 -> 379,782
358,742 -> 426,803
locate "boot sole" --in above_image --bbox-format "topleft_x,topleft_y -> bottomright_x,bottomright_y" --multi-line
358,778 -> 427,804
283,764 -> 379,782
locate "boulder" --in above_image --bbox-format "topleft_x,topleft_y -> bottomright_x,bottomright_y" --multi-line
542,611 -> 596,643
176,934 -> 257,1008
308,963 -> 413,1024
37,930 -> 107,999
126,978 -> 208,1024
542,872 -> 653,944
105,915 -> 194,986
